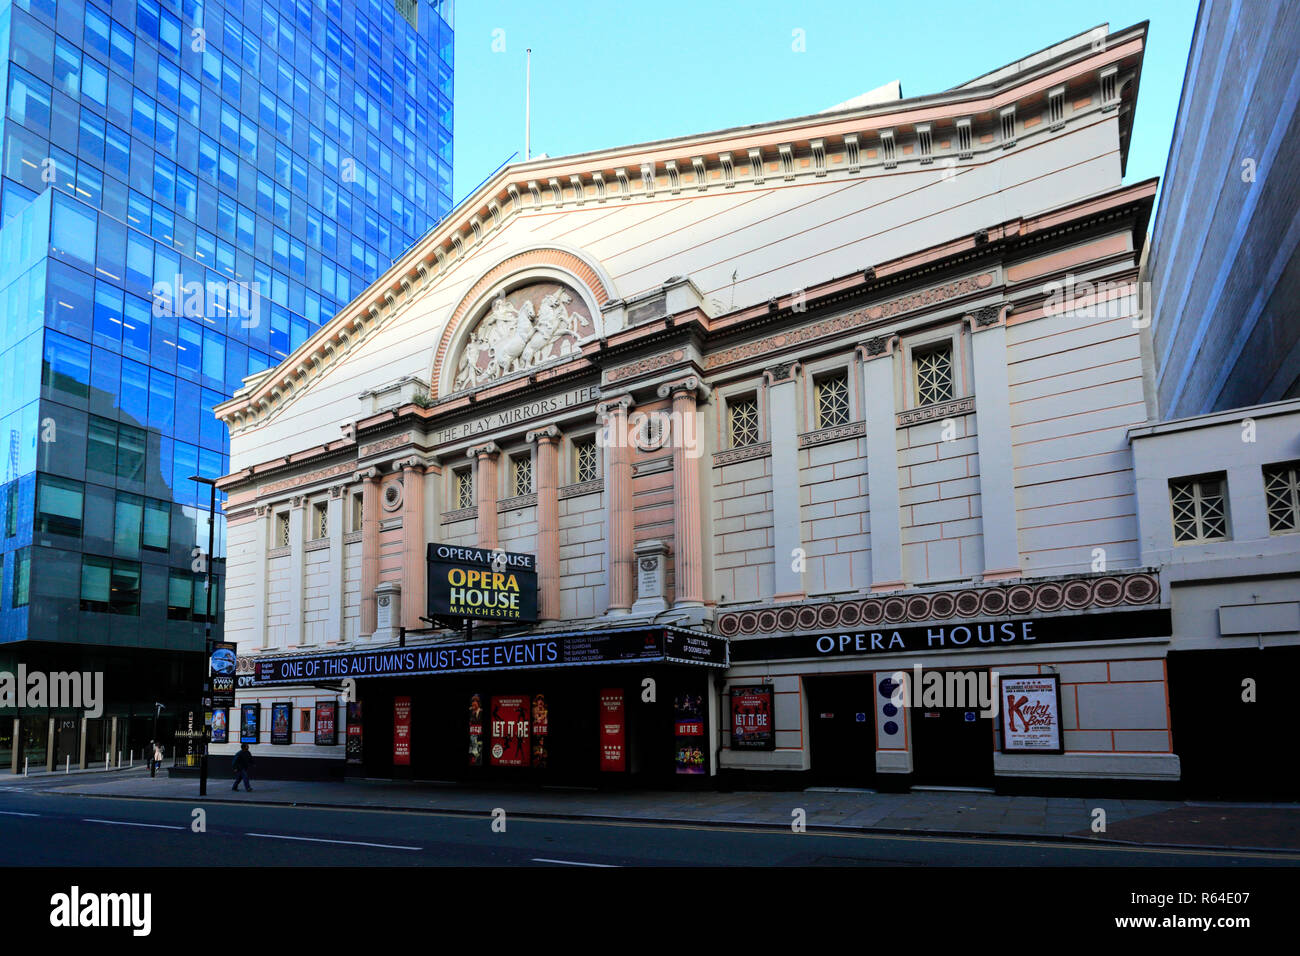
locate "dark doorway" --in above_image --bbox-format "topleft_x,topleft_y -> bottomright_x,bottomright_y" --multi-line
1168,647 -> 1299,799
910,669 -> 994,787
806,674 -> 876,787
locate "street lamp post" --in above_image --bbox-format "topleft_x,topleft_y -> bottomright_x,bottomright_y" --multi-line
191,475 -> 218,798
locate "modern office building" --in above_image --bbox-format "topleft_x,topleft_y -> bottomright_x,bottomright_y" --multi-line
1145,0 -> 1300,417
208,24 -> 1228,793
0,0 -> 454,772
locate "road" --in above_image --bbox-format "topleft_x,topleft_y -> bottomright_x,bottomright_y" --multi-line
0,778 -> 1294,867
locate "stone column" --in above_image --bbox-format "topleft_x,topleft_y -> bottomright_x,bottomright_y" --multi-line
658,377 -> 711,608
967,304 -> 1021,580
398,457 -> 427,630
470,442 -> 500,550
763,361 -> 805,600
859,336 -> 906,591
289,495 -> 306,645
527,425 -> 562,620
357,467 -> 382,637
599,396 -> 634,614
252,505 -> 269,648
327,485 -> 345,641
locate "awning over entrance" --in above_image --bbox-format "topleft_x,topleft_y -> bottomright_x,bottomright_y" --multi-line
252,626 -> 728,686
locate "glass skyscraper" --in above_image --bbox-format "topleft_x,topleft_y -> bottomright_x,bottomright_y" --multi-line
0,0 -> 453,769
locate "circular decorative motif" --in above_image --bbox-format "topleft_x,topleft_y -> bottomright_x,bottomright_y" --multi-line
738,611 -> 759,635
882,596 -> 907,623
491,744 -> 504,759
1034,582 -> 1065,612
877,678 -> 897,697
796,606 -> 819,631
861,599 -> 884,625
1092,577 -> 1123,607
381,480 -> 403,512
882,703 -> 898,718
639,558 -> 658,571
817,604 -> 839,628
776,607 -> 798,632
1063,580 -> 1093,609
1006,584 -> 1036,614
906,595 -> 931,621
630,412 -> 671,452
378,596 -> 390,608
756,609 -> 778,633
882,721 -> 899,736
718,614 -> 740,637
954,590 -> 982,617
838,602 -> 863,628
1123,573 -> 1158,605
929,593 -> 956,619
980,588 -> 1009,617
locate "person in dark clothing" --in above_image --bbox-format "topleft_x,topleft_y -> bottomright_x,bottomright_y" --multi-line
232,743 -> 254,791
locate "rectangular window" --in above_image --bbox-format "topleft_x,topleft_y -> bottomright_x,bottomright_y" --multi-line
512,455 -> 532,498
116,423 -> 146,483
574,438 -> 598,484
3,484 -> 16,538
167,570 -> 193,621
143,499 -> 170,551
814,371 -> 851,429
728,395 -> 760,448
455,469 -> 473,510
110,560 -> 141,616
36,475 -> 84,537
1170,475 -> 1229,544
113,492 -> 144,557
13,548 -> 31,608
1263,461 -> 1300,535
351,493 -> 364,532
313,502 -> 328,540
913,344 -> 955,407
80,555 -> 112,613
275,513 -> 290,548
300,709 -> 311,732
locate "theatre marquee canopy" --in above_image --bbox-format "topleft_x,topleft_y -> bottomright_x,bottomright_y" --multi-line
252,627 -> 729,685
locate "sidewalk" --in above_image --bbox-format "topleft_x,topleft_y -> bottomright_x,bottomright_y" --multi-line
41,774 -> 1300,854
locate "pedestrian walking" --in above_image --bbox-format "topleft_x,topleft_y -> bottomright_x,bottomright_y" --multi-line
231,743 -> 254,792
151,741 -> 163,777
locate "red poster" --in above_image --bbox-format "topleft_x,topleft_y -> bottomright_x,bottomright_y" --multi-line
599,688 -> 626,772
490,695 -> 531,767
393,696 -> 411,766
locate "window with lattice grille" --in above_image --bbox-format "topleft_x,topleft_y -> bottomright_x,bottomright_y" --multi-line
815,372 -> 850,429
275,513 -> 290,548
728,396 -> 760,447
512,455 -> 532,497
455,469 -> 474,510
1263,461 -> 1300,534
913,345 -> 955,407
313,502 -> 328,539
1170,475 -> 1228,544
574,438 -> 597,483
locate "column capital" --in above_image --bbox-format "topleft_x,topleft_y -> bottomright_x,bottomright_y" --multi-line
526,424 -> 562,445
353,467 -> 381,483
762,361 -> 802,386
856,334 -> 899,361
596,394 -> 634,419
329,483 -> 346,498
395,455 -> 425,472
254,504 -> 270,517
656,376 -> 711,402
290,495 -> 306,509
468,441 -> 500,460
963,301 -> 1013,331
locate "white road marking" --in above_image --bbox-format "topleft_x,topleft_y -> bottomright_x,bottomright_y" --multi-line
83,818 -> 185,830
245,832 -> 420,851
0,810 -> 39,817
531,858 -> 618,867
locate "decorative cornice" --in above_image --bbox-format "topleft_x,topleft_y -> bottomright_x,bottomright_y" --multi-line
606,349 -> 687,384
304,538 -> 330,553
359,432 -> 414,457
558,479 -> 604,500
798,421 -> 866,448
440,506 -> 478,524
716,571 -> 1161,637
712,442 -> 772,467
260,461 -> 355,497
497,492 -> 539,512
706,273 -> 994,371
897,396 -> 976,427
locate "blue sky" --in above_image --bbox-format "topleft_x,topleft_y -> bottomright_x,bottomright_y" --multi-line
449,1 -> 1198,206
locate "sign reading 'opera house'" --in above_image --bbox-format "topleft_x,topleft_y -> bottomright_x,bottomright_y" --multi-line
426,543 -> 539,622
